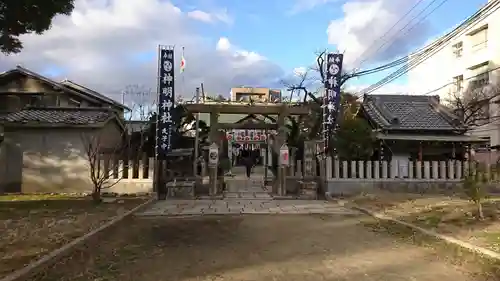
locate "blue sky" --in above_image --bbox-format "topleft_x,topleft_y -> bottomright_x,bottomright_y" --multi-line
2,0 -> 491,98
172,0 -> 487,92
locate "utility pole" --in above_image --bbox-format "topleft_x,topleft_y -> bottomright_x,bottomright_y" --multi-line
193,86 -> 201,176
201,83 -> 206,103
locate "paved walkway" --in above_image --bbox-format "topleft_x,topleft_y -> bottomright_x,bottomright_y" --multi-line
137,199 -> 357,216
138,165 -> 354,217
223,168 -> 272,200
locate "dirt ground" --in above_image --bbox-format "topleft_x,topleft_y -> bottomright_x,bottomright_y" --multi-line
30,213 -> 493,281
0,196 -> 148,278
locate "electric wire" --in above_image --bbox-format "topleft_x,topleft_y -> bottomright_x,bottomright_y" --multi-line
420,66 -> 500,96
360,0 -> 500,95
353,0 -> 436,70
362,0 -> 500,94
348,0 -> 450,80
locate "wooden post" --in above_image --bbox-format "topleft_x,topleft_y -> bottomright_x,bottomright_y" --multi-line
418,141 -> 423,162
276,110 -> 286,195
209,109 -> 219,143
208,142 -> 219,196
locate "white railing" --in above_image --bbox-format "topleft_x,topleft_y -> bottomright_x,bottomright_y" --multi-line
287,158 -> 498,181
96,157 -> 494,183
100,157 -> 155,182
325,159 -> 468,181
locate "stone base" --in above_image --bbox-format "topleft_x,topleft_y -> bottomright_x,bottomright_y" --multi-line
167,181 -> 195,198
327,180 -> 467,196
299,181 -> 318,200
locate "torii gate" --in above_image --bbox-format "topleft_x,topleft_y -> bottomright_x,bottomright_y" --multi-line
184,101 -> 311,196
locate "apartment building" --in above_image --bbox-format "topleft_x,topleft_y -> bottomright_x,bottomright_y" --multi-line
408,0 -> 500,146
230,87 -> 282,102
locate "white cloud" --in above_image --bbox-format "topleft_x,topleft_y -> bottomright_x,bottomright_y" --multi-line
216,37 -> 231,51
293,66 -> 307,77
288,0 -> 340,15
187,10 -> 212,22
0,0 -> 280,102
187,8 -> 233,25
327,0 -> 431,69
345,82 -> 411,96
216,37 -> 266,66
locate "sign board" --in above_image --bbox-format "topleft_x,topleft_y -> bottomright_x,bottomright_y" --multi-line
208,143 -> 219,167
323,53 -> 343,154
279,144 -> 289,166
303,141 -> 316,176
156,46 -> 176,159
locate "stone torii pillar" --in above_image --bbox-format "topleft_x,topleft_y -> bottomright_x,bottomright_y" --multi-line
273,105 -> 288,196
208,107 -> 220,196
209,107 -> 220,144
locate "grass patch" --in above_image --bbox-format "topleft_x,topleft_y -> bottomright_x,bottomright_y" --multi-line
0,193 -> 83,202
0,195 -> 148,279
351,191 -> 500,266
363,219 -> 500,280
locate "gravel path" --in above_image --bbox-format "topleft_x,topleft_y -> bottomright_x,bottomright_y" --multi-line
32,213 -> 485,281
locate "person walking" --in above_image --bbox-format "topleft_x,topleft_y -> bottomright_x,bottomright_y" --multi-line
242,150 -> 254,178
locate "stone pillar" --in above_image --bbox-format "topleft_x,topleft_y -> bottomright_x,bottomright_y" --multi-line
208,110 -> 220,196
209,109 -> 219,143
303,141 -> 315,178
276,106 -> 288,196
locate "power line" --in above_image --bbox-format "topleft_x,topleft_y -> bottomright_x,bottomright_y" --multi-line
351,0 -> 426,69
353,56 -> 408,77
348,0 -> 454,80
419,66 -> 500,96
355,0 -> 443,70
364,0 -> 500,94
360,0 -> 500,95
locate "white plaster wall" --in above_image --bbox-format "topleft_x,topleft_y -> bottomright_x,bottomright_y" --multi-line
0,123 -> 122,193
408,4 -> 500,145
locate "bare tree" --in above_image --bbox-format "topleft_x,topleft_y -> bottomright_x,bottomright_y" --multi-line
80,128 -> 129,202
281,50 -> 356,104
82,86 -> 156,202
447,81 -> 500,132
122,84 -> 156,122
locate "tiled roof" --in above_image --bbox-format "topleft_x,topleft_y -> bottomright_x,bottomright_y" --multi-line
0,107 -> 116,127
0,66 -> 128,110
197,113 -> 278,126
60,80 -> 129,110
362,94 -> 462,131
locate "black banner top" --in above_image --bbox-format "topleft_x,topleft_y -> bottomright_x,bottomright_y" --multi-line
323,53 -> 343,149
156,48 -> 175,158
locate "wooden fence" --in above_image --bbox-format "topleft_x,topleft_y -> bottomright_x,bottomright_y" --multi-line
99,157 -> 496,183
100,157 -> 155,181
287,158 -> 499,181
326,159 -> 468,181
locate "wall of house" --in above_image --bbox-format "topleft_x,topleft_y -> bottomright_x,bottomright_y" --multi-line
409,6 -> 500,98
408,4 -> 500,146
0,75 -> 113,110
0,122 -> 123,194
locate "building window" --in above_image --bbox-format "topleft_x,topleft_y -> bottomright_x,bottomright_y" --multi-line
68,98 -> 81,107
470,72 -> 489,89
453,75 -> 464,94
42,95 -> 59,107
452,42 -> 463,58
469,26 -> 488,52
468,62 -> 490,90
19,95 -> 43,107
0,95 -> 9,111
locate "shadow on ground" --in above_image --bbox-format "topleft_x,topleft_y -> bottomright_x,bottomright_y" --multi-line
28,212 -> 489,281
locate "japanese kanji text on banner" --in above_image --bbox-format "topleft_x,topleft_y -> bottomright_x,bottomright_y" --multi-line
156,46 -> 175,158
323,53 -> 343,151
